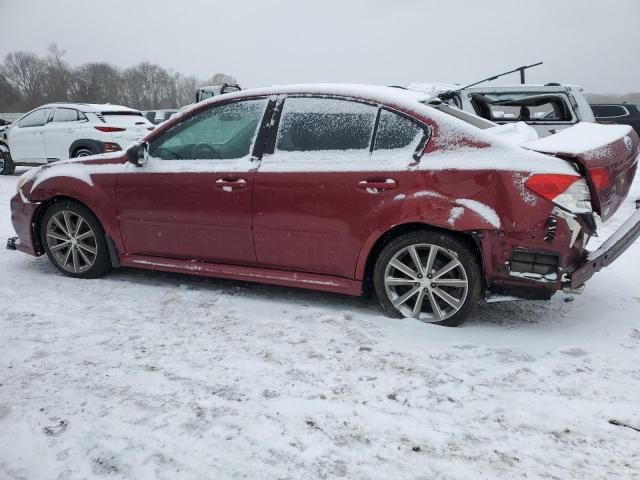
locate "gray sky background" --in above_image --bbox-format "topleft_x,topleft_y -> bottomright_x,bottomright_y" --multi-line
1,0 -> 639,94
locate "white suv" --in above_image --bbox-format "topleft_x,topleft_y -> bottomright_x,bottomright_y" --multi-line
0,103 -> 153,175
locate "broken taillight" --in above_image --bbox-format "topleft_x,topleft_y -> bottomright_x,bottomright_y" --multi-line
525,174 -> 592,213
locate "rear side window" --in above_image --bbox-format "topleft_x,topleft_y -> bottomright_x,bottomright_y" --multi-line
52,108 -> 80,122
374,109 -> 424,151
276,97 -> 377,152
591,105 -> 629,118
18,109 -> 49,127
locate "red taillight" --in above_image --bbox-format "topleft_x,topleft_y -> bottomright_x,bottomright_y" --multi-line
590,167 -> 609,189
94,126 -> 126,132
525,174 -> 580,201
525,173 -> 592,213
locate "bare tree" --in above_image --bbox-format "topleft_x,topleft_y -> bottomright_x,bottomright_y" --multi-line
176,74 -> 199,106
0,72 -> 21,111
2,51 -> 46,108
43,43 -> 72,103
0,47 -> 238,111
206,73 -> 238,86
71,62 -> 123,104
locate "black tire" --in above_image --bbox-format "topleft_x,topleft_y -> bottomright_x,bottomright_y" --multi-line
373,230 -> 482,327
0,148 -> 15,175
72,146 -> 97,158
40,200 -> 112,279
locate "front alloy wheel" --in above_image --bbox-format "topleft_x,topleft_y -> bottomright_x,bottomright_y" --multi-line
45,210 -> 98,274
374,231 -> 481,327
40,201 -> 111,278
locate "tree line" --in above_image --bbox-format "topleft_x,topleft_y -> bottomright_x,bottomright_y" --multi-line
0,44 -> 237,112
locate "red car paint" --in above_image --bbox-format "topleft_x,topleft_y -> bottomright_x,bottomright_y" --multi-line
9,85 -> 640,300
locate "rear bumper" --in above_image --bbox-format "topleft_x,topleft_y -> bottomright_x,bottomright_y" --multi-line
568,207 -> 640,289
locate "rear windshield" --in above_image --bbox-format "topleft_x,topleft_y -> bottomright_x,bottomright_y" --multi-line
100,112 -> 150,126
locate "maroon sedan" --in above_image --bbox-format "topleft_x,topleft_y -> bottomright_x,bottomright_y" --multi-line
8,85 -> 640,326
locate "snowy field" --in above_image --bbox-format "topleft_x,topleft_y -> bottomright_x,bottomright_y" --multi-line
1,167 -> 639,480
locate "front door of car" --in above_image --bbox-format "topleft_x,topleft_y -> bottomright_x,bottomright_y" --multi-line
8,108 -> 50,163
253,96 -> 429,278
116,98 -> 270,264
44,107 -> 83,160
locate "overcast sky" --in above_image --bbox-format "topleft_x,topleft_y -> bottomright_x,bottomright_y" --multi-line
1,0 -> 639,94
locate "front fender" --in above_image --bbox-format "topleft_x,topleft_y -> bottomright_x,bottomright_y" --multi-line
25,161 -> 123,253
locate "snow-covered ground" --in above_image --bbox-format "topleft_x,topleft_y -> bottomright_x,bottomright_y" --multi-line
1,167 -> 639,480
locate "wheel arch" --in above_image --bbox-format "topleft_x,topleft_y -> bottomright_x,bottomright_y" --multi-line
69,139 -> 105,158
357,221 -> 485,294
31,195 -> 117,262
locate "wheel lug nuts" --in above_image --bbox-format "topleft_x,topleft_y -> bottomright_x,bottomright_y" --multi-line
431,283 -> 436,288
417,274 -> 422,278
414,283 -> 420,287
427,274 -> 432,279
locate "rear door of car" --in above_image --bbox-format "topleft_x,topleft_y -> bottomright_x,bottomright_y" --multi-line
253,95 -> 429,278
8,108 -> 50,163
44,107 -> 83,160
116,97 -> 271,264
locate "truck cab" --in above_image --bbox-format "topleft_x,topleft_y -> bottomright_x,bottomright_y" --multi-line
194,83 -> 241,103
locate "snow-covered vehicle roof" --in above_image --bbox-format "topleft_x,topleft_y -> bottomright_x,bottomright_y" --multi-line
38,103 -> 142,113
171,83 -> 538,147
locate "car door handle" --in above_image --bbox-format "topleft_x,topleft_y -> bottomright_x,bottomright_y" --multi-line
216,178 -> 247,191
358,179 -> 397,192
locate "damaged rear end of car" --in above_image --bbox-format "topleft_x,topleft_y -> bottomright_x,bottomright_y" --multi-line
518,122 -> 640,293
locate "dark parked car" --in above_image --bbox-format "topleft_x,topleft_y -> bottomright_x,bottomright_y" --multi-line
591,103 -> 640,136
7,85 -> 640,326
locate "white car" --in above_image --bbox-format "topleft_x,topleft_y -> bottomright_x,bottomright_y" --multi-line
409,83 -> 596,138
0,103 -> 153,175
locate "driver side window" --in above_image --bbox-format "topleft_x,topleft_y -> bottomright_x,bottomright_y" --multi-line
149,99 -> 268,161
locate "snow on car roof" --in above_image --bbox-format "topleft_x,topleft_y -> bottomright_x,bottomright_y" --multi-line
172,83 -> 548,153
407,82 -> 461,94
198,83 -> 430,108
42,103 -> 141,113
464,84 -> 583,93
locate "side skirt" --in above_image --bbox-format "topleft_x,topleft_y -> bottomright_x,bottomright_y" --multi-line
120,255 -> 363,296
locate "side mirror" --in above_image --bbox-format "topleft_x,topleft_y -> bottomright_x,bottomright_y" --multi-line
127,142 -> 148,167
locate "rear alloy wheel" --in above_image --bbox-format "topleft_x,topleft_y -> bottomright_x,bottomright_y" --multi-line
40,201 -> 111,278
373,231 -> 481,327
72,147 -> 95,158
